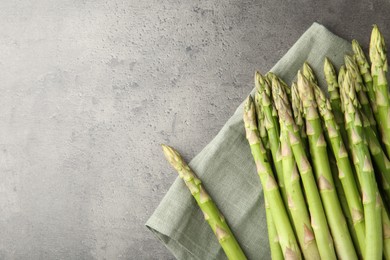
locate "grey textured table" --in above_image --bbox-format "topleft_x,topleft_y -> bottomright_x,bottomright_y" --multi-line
0,1 -> 389,259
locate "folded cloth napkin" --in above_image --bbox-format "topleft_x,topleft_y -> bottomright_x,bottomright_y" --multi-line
146,22 -> 352,260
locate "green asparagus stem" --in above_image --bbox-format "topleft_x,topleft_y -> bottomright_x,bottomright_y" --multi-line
244,96 -> 302,260
161,145 -> 247,260
324,58 -> 349,147
341,71 -> 383,260
273,86 -> 321,259
369,25 -> 390,158
361,114 -> 390,203
273,81 -> 337,260
291,82 -> 308,149
255,72 -> 286,203
338,66 -> 347,111
380,196 -> 390,260
345,55 -> 379,137
254,77 -> 284,260
297,71 -> 357,259
265,196 -> 284,260
313,83 -> 365,256
328,150 -> 361,258
352,39 -> 376,114
255,91 -> 272,161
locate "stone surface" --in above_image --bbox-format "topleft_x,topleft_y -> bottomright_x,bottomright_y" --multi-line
0,0 -> 389,259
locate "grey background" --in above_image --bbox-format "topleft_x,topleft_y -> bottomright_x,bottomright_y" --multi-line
0,0 -> 389,259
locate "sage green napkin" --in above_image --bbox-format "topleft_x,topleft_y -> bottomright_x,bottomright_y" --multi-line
146,22 -> 352,260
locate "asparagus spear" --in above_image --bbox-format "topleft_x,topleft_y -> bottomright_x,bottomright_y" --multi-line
345,55 -> 379,136
313,83 -> 365,256
271,82 -> 320,259
297,71 -> 357,259
369,25 -> 390,158
265,196 -> 284,260
254,79 -> 284,260
324,58 -> 349,147
360,113 -> 390,203
303,62 -> 318,85
291,82 -> 308,149
255,72 -> 286,203
352,39 -> 376,114
243,96 -> 302,260
338,65 -> 347,113
328,150 -> 361,258
273,81 -> 337,260
379,196 -> 390,260
255,91 -> 272,161
341,71 -> 383,260
161,145 -> 247,260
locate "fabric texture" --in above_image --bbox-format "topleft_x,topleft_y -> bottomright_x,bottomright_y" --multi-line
146,22 -> 352,260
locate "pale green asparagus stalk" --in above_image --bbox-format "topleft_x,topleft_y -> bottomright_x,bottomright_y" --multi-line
254,77 -> 283,260
369,25 -> 390,158
265,196 -> 284,260
244,96 -> 302,260
255,90 -> 272,161
360,113 -> 390,203
297,71 -> 357,259
255,72 -> 286,203
273,80 -> 337,260
272,82 -> 320,259
345,55 -> 379,137
379,195 -> 390,260
313,83 -> 365,256
352,39 -> 376,114
161,145 -> 247,260
341,71 -> 383,260
338,65 -> 347,113
324,58 -> 349,147
291,82 -> 308,149
328,150 -> 361,258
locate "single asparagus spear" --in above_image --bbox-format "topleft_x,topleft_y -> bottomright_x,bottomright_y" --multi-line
345,55 -> 379,136
255,72 -> 286,203
352,39 -> 376,114
254,78 -> 284,260
244,96 -> 302,260
273,81 -> 337,260
255,91 -> 272,161
328,150 -> 362,258
369,25 -> 390,158
161,145 -> 247,260
338,65 -> 347,112
324,58 -> 349,146
313,83 -> 365,256
265,195 -> 284,260
341,71 -> 383,260
303,61 -> 318,85
379,196 -> 390,259
291,82 -> 308,149
361,113 -> 390,203
272,82 -> 320,259
297,71 -> 357,259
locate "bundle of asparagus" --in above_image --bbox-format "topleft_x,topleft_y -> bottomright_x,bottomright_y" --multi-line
244,25 -> 390,259
161,25 -> 390,260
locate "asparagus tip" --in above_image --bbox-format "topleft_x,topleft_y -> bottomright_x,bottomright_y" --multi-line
302,61 -> 317,84
161,144 -> 183,171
